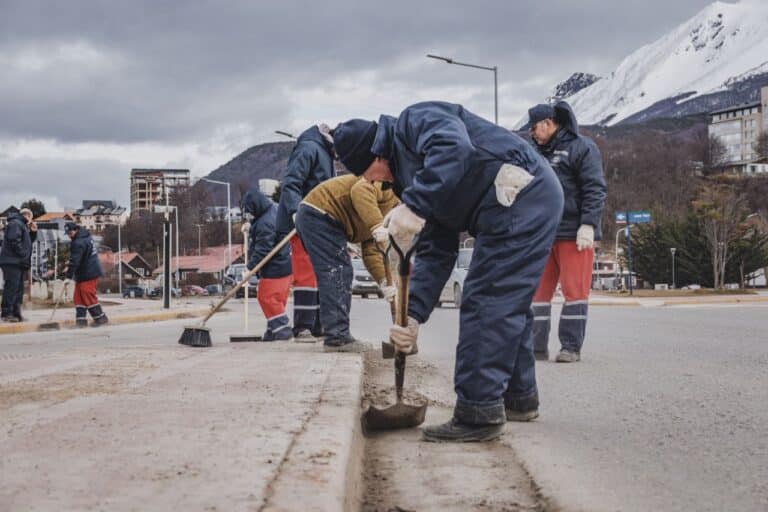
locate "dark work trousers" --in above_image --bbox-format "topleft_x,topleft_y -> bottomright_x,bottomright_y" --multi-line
1,265 -> 25,319
409,166 -> 563,420
294,204 -> 354,346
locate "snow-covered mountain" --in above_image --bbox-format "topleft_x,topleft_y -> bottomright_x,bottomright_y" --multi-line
548,73 -> 601,102
525,1 -> 768,127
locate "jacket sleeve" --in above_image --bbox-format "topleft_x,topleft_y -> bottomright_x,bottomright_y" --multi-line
66,240 -> 83,279
350,179 -> 386,232
398,107 -> 475,222
275,143 -> 316,234
575,139 -> 607,229
361,239 -> 386,285
247,215 -> 276,272
407,222 -> 458,324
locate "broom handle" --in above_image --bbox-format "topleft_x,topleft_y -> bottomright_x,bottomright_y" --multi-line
201,229 -> 296,325
48,281 -> 69,322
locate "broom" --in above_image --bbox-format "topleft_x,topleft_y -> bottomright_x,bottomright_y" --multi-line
178,229 -> 296,347
38,281 -> 70,331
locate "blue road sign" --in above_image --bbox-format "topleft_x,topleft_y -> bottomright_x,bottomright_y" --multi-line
616,211 -> 651,224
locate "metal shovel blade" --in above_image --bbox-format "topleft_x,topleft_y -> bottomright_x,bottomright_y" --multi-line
363,400 -> 427,432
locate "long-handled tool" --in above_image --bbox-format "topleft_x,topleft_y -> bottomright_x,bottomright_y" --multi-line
362,236 -> 427,431
38,281 -> 69,331
179,229 -> 296,347
230,228 -> 262,342
376,241 -> 417,359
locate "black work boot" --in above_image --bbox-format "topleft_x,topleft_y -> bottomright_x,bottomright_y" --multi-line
75,318 -> 88,328
92,315 -> 109,327
533,350 -> 549,361
505,392 -> 539,422
422,402 -> 505,443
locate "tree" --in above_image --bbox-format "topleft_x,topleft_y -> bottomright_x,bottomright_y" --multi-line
20,198 -> 46,219
703,135 -> 728,176
753,132 -> 768,161
692,182 -> 748,289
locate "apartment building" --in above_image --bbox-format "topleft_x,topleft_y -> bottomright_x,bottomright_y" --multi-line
708,85 -> 768,174
130,169 -> 190,213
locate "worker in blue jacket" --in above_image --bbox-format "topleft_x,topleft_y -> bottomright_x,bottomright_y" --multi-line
64,222 -> 106,327
528,101 -> 607,363
242,188 -> 293,341
333,102 -> 564,442
274,125 -> 336,340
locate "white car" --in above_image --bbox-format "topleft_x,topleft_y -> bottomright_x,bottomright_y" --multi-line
438,248 -> 472,308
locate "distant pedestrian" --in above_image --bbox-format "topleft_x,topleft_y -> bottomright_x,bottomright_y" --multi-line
0,208 -> 37,322
294,174 -> 398,352
241,188 -> 293,341
64,222 -> 107,327
528,101 -> 607,363
274,124 -> 336,340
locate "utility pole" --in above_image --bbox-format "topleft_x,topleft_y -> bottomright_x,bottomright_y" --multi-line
195,224 -> 203,256
163,186 -> 171,309
671,247 -> 677,289
117,221 -> 122,297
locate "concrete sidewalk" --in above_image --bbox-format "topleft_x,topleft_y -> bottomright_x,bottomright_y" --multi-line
0,297 -> 214,335
0,313 -> 365,511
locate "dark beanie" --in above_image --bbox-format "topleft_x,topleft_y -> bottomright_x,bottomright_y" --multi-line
64,222 -> 79,232
332,119 -> 378,175
528,104 -> 556,125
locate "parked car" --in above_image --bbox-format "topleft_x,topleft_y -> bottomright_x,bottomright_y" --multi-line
147,286 -> 181,299
438,248 -> 473,308
351,258 -> 383,298
122,286 -> 145,299
205,284 -> 223,296
181,285 -> 209,297
226,264 -> 259,298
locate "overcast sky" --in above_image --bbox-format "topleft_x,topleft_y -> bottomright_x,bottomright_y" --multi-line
0,0 -> 718,211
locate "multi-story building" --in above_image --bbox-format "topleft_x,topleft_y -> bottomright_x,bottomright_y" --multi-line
130,169 -> 190,214
709,85 -> 768,175
74,200 -> 128,232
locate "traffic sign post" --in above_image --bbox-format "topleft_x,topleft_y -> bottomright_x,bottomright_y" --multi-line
616,210 -> 651,295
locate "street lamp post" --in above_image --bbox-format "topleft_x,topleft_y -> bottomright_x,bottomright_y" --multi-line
615,225 -> 634,290
117,222 -> 122,297
427,54 -> 498,124
195,224 -> 203,256
201,178 -> 232,279
670,247 -> 677,289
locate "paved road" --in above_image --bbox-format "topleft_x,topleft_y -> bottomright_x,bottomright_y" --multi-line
357,300 -> 768,512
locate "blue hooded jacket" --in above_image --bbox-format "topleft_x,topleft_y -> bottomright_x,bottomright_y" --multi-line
275,125 -> 336,236
66,228 -> 103,282
533,101 -> 607,240
370,101 -> 553,232
0,212 -> 35,269
242,188 -> 292,279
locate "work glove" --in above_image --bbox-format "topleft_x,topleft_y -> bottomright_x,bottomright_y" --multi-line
494,163 -> 534,207
372,224 -> 389,245
576,224 -> 595,251
389,316 -> 419,354
383,204 -> 425,253
241,222 -> 251,234
379,283 -> 396,302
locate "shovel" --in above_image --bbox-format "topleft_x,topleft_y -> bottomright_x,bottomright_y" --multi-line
376,240 -> 417,359
362,235 -> 427,431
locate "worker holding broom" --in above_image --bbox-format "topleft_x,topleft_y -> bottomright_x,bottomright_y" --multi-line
274,124 -> 336,341
63,222 -> 107,327
332,102 -> 564,442
294,174 -> 398,352
241,187 -> 294,341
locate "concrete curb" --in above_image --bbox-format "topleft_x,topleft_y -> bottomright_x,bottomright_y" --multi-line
0,307 -> 212,336
262,354 -> 365,512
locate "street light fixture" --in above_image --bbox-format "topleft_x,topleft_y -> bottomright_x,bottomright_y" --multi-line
427,54 -> 499,124
200,177 -> 232,279
275,130 -> 296,140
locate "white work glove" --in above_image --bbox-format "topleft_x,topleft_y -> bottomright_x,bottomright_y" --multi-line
389,316 -> 419,354
494,163 -> 534,207
372,224 -> 389,245
379,283 -> 396,302
383,204 -> 425,253
241,222 -> 251,234
576,224 -> 595,251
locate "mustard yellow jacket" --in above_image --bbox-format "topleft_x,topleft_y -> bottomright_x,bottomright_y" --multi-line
302,174 -> 399,284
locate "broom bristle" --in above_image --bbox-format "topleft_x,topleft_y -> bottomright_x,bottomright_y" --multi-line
179,326 -> 212,347
37,322 -> 61,332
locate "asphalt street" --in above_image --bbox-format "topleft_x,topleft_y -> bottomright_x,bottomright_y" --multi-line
1,298 -> 766,511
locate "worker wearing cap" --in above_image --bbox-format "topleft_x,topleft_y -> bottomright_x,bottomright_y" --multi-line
0,207 -> 37,322
294,174 -> 399,352
332,102 -> 564,442
274,124 -> 336,340
527,101 -> 607,363
64,222 -> 106,327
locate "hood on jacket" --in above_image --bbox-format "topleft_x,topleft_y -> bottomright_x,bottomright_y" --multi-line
73,227 -> 92,240
241,188 -> 273,219
6,212 -> 26,225
296,125 -> 334,154
553,100 -> 579,136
